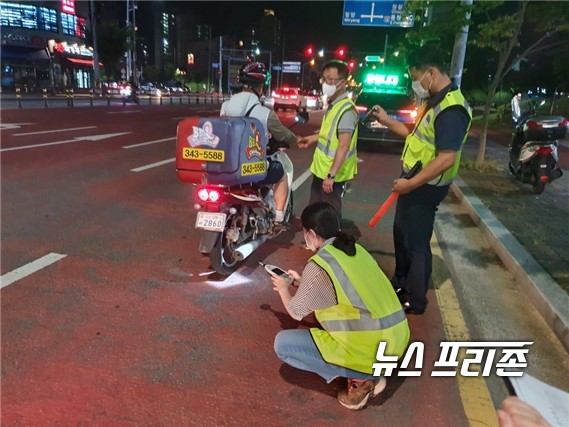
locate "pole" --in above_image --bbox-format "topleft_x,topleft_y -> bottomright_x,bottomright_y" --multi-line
89,0 -> 100,90
132,1 -> 138,86
125,0 -> 131,82
383,33 -> 388,66
450,0 -> 472,87
268,51 -> 272,96
207,26 -> 212,92
218,36 -> 222,93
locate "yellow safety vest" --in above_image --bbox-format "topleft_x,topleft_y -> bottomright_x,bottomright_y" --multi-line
309,243 -> 410,374
402,89 -> 472,185
310,97 -> 359,182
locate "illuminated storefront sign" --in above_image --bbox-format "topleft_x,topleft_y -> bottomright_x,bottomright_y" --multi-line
62,0 -> 75,15
54,42 -> 93,57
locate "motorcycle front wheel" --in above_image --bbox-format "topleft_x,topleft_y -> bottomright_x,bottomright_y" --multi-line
210,233 -> 241,276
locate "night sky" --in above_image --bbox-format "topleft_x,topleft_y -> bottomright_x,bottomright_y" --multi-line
171,1 -> 407,57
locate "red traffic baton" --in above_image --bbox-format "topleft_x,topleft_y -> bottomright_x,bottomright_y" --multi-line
369,192 -> 399,227
368,161 -> 423,228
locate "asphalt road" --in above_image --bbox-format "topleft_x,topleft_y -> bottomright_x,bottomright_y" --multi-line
2,103 -> 566,426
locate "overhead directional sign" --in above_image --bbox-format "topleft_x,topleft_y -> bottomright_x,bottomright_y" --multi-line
282,61 -> 301,74
342,0 -> 414,28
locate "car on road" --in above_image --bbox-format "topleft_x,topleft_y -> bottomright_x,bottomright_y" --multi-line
355,89 -> 418,143
273,87 -> 304,112
301,89 -> 323,110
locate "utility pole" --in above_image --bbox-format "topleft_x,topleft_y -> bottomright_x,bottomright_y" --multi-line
218,36 -> 222,93
89,0 -> 100,90
125,0 -> 131,82
450,0 -> 473,87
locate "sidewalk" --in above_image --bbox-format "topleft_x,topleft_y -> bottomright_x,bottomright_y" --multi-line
453,130 -> 569,351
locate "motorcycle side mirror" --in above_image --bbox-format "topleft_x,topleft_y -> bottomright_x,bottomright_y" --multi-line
295,112 -> 309,124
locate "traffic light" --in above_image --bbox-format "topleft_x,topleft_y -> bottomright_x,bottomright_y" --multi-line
336,46 -> 346,58
348,60 -> 356,71
305,46 -> 314,56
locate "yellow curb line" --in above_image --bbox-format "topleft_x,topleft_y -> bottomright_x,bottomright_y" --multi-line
432,233 -> 499,427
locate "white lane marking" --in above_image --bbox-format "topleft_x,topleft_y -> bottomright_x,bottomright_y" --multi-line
107,110 -> 142,114
0,253 -> 67,289
292,168 -> 313,191
131,158 -> 175,172
1,123 -> 34,130
0,132 -> 131,152
123,137 -> 175,149
13,126 -> 97,136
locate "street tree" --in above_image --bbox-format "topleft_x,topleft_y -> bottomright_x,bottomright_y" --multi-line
405,1 -> 569,167
86,21 -> 128,83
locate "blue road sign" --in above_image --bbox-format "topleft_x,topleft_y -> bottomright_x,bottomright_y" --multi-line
342,0 -> 414,28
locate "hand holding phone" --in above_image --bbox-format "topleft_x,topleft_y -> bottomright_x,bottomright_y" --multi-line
260,262 -> 293,283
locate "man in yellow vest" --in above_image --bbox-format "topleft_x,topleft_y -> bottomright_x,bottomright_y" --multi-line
371,44 -> 472,315
298,61 -> 359,221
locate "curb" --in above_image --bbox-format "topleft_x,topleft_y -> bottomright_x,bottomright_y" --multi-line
450,176 -> 569,353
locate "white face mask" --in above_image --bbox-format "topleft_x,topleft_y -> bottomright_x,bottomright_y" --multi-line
322,82 -> 338,98
412,70 -> 431,99
304,230 -> 318,252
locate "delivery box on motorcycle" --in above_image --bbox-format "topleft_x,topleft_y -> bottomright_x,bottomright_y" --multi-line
522,115 -> 568,141
176,117 -> 268,185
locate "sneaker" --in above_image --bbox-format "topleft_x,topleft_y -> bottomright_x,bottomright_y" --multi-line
337,377 -> 387,410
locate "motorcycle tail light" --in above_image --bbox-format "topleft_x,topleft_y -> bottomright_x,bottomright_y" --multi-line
197,188 -> 210,202
526,120 -> 543,129
356,105 -> 368,112
536,146 -> 553,156
208,190 -> 221,202
399,108 -> 419,119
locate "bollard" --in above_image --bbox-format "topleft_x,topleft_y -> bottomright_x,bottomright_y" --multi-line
148,94 -> 152,105
43,89 -> 48,108
159,94 -> 163,105
107,93 -> 111,106
169,91 -> 173,105
89,89 -> 94,106
179,94 -> 182,104
196,95 -> 200,105
71,89 -> 75,106
16,87 -> 22,108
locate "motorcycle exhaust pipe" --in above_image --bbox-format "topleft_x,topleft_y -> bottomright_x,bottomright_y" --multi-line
232,235 -> 269,261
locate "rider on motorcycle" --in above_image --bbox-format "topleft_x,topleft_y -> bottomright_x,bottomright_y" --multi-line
220,62 -> 301,225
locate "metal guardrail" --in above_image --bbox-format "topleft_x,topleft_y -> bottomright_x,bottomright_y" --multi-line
5,90 -> 231,109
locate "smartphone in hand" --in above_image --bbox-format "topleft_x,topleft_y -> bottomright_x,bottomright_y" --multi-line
260,262 -> 293,282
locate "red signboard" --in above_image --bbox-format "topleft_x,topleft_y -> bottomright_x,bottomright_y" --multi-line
62,0 -> 75,15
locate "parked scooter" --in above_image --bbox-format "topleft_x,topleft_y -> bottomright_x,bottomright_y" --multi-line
508,94 -> 566,194
176,113 -> 308,275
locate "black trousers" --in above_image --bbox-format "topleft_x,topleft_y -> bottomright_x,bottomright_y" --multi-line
393,184 -> 450,310
309,175 -> 346,222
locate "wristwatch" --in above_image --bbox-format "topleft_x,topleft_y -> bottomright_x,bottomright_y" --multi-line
326,172 -> 335,180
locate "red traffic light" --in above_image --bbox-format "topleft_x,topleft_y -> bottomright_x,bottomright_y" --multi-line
305,46 -> 314,56
348,61 -> 356,70
336,46 -> 346,58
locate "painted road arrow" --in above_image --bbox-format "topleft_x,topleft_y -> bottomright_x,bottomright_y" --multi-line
0,132 -> 131,152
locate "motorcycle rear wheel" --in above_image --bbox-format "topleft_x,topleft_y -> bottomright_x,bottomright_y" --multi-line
210,234 -> 241,276
532,181 -> 545,194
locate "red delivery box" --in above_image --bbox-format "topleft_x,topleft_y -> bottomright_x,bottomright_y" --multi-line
175,117 -> 268,186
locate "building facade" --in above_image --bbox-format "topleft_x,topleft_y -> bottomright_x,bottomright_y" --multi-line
0,0 -> 99,91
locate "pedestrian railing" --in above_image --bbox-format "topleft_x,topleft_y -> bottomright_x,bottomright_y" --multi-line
4,91 -> 231,109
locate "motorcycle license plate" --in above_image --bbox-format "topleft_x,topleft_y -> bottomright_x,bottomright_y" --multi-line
195,212 -> 226,232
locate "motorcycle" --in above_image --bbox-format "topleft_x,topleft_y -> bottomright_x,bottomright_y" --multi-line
508,95 -> 566,194
176,112 -> 309,275
119,82 -> 139,104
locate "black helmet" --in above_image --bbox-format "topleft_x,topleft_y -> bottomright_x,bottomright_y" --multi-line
239,62 -> 268,87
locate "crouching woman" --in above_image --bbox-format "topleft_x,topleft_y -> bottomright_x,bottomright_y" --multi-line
271,201 -> 410,410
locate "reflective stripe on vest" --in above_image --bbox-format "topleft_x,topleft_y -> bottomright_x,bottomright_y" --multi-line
310,97 -> 358,181
402,90 -> 472,186
316,249 -> 407,332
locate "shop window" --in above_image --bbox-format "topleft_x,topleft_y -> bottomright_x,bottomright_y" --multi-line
61,12 -> 85,38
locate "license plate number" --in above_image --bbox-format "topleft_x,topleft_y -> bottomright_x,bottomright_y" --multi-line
182,148 -> 225,162
369,120 -> 387,129
195,212 -> 226,232
241,161 -> 267,176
